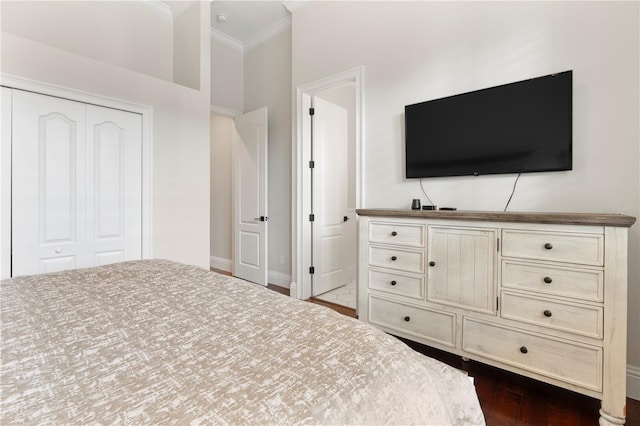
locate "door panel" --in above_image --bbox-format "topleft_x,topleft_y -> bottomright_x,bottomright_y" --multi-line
12,90 -> 87,276
11,90 -> 142,277
86,105 -> 142,265
233,107 -> 268,285
312,97 -> 349,296
427,226 -> 497,314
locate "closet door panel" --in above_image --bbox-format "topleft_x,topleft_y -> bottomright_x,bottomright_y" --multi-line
12,91 -> 87,276
86,105 -> 142,265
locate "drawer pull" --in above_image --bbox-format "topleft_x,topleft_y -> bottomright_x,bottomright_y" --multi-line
390,280 -> 397,286
404,316 -> 411,322
391,231 -> 398,236
520,346 -> 528,354
544,243 -> 553,250
543,276 -> 553,284
543,310 -> 553,317
429,261 -> 436,267
391,256 -> 397,261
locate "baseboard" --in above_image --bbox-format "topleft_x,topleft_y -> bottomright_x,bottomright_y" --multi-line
268,270 -> 291,289
628,364 -> 640,401
210,256 -> 232,273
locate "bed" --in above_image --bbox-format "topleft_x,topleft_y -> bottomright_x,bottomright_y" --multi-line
1,259 -> 484,425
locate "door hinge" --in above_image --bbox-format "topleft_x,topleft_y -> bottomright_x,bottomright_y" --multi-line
309,107 -> 315,116
309,160 -> 315,169
497,237 -> 500,252
309,266 -> 315,274
309,214 -> 315,222
497,297 -> 499,310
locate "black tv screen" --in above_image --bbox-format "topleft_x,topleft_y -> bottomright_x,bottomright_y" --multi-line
405,71 -> 572,178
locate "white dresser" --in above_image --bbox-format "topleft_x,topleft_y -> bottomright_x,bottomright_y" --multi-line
356,209 -> 635,426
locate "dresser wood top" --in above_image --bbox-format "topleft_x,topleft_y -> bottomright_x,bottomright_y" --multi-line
355,209 -> 636,227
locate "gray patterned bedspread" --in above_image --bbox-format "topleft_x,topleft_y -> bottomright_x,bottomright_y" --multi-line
1,259 -> 484,425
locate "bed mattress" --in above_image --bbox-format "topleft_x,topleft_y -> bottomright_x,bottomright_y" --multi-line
1,259 -> 484,424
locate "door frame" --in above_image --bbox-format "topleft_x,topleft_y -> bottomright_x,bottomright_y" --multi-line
0,73 -> 153,278
291,66 -> 364,301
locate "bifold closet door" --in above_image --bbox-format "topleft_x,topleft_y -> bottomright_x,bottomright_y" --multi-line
85,104 -> 142,267
11,90 -> 142,277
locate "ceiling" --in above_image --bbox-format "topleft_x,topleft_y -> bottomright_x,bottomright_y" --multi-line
210,1 -> 291,44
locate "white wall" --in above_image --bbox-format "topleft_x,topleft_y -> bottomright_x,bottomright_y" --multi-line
1,1 -> 212,269
211,38 -> 243,114
0,0 -> 173,82
173,2 -> 201,90
291,1 -> 640,376
244,29 -> 292,284
210,113 -> 234,269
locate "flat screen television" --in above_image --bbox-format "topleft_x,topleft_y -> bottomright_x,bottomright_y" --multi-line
404,71 -> 572,178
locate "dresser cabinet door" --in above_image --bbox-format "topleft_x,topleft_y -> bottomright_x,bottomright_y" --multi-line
427,226 -> 498,314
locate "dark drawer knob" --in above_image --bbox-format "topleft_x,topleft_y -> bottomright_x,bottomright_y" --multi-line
404,316 -> 411,322
390,280 -> 397,286
391,256 -> 397,261
520,346 -> 528,354
544,310 -> 553,317
543,276 -> 553,284
391,231 -> 398,236
429,261 -> 436,267
544,243 -> 553,250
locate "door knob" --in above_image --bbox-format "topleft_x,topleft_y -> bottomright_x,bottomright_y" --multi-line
254,216 -> 268,222
55,248 -> 62,254
343,216 -> 349,222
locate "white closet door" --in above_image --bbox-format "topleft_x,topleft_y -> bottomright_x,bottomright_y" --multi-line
11,90 -> 142,277
12,90 -> 87,276
85,105 -> 142,266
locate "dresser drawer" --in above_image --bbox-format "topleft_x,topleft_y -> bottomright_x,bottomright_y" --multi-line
369,246 -> 424,274
502,230 -> 604,266
369,222 -> 425,248
502,260 -> 603,302
369,268 -> 424,300
369,295 -> 455,347
463,318 -> 602,391
500,291 -> 603,339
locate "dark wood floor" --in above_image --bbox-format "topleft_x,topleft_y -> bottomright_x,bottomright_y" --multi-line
227,276 -> 640,425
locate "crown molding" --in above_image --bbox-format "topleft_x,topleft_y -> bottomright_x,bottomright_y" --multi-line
210,27 -> 244,52
283,1 -> 310,13
210,104 -> 242,118
141,0 -> 172,18
211,15 -> 291,53
244,15 -> 291,52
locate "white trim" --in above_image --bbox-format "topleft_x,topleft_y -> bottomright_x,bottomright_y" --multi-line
628,364 -> 640,401
0,88 -> 12,279
211,16 -> 292,53
141,0 -> 172,18
283,1 -> 310,13
210,104 -> 242,118
210,256 -> 232,273
289,281 -> 298,298
244,16 -> 291,52
268,270 -> 292,288
211,28 -> 244,52
292,66 -> 365,301
0,73 -> 154,266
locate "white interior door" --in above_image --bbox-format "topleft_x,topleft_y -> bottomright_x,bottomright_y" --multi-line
311,97 -> 349,296
85,105 -> 142,266
12,90 -> 88,275
233,107 -> 268,285
11,90 -> 142,277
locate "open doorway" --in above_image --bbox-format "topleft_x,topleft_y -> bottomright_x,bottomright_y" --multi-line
308,87 -> 357,309
292,66 -> 363,312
